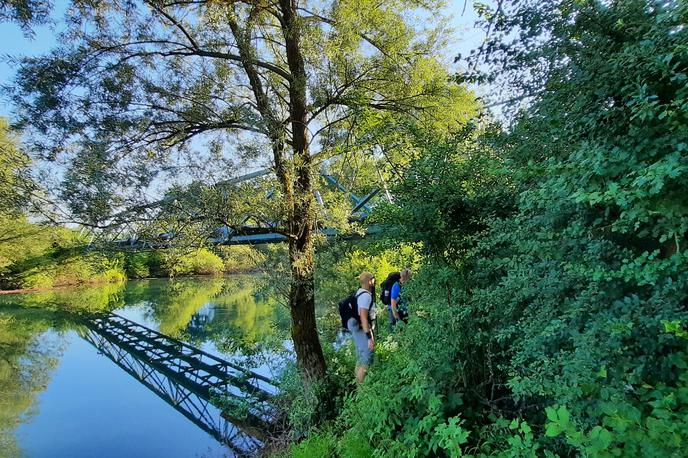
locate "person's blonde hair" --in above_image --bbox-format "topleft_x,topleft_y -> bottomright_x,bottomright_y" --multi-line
359,271 -> 374,286
400,268 -> 412,282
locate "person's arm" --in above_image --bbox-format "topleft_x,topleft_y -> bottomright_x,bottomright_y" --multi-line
360,307 -> 371,334
391,298 -> 400,319
360,307 -> 374,350
390,283 -> 401,319
359,293 -> 375,350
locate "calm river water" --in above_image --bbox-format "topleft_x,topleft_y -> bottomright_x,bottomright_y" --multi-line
0,276 -> 295,458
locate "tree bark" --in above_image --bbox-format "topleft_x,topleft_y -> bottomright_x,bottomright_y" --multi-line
227,0 -> 327,382
288,232 -> 326,382
280,0 -> 327,382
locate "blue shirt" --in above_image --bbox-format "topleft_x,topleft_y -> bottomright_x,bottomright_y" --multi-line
390,281 -> 401,304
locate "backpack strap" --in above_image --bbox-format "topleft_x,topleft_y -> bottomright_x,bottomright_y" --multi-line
355,290 -> 373,314
355,290 -> 369,298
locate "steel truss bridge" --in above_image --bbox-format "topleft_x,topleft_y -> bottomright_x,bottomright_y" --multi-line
77,312 -> 279,455
104,167 -> 387,248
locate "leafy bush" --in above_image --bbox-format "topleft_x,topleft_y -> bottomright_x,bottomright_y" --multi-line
184,248 -> 225,275
0,216 -> 130,290
124,252 -> 150,278
217,245 -> 266,272
158,248 -> 225,277
275,341 -> 357,440
19,270 -> 54,289
288,2 -> 688,456
289,430 -> 337,458
10,244 -> 126,290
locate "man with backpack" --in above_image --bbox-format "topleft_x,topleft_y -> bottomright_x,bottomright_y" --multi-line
380,268 -> 412,329
339,271 -> 376,383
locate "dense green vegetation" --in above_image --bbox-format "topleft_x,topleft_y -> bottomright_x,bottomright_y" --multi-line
0,216 -> 266,291
3,0 -> 688,456
0,224 -> 265,290
277,1 -> 688,457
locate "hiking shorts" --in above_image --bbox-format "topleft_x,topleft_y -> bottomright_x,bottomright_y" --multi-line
347,318 -> 373,366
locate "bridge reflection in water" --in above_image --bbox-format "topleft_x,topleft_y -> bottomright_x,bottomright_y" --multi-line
77,313 -> 278,456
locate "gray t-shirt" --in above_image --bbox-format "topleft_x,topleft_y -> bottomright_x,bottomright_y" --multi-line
356,288 -> 375,321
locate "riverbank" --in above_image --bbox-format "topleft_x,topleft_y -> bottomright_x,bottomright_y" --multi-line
1,221 -> 268,291
0,280 -> 118,295
0,269 -> 266,296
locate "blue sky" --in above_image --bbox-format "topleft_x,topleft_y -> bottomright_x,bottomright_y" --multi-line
0,0 -> 487,117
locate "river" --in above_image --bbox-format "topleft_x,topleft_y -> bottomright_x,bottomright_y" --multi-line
0,276 -> 298,458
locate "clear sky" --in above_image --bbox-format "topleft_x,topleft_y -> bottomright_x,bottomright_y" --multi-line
0,0 -> 488,117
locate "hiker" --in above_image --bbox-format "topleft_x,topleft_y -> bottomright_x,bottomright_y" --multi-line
389,268 -> 412,327
348,271 -> 376,384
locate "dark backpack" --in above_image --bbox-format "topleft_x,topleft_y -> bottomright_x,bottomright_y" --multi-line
338,290 -> 368,330
380,272 -> 401,306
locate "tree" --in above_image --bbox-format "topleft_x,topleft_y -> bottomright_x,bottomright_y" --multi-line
0,0 -> 51,32
0,118 -> 33,216
10,0 -> 474,381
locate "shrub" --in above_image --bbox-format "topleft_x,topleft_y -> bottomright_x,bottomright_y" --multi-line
289,3 -> 688,455
145,251 -> 166,277
217,245 -> 266,272
125,252 -> 150,278
13,250 -> 126,290
20,270 -> 54,289
157,248 -> 225,277
275,341 -> 356,441
290,430 -> 336,458
185,248 -> 225,275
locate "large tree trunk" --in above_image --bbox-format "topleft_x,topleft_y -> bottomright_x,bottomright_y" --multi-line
288,227 -> 326,382
228,0 -> 328,382
280,0 -> 327,382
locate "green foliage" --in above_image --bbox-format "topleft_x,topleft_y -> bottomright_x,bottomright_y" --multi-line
0,117 -> 33,217
160,248 -> 225,277
217,245 -> 266,273
0,217 -> 128,290
374,124 -> 513,262
1,217 -> 251,291
289,1 -> 688,456
128,247 -> 254,279
277,364 -> 331,439
335,294 -> 477,458
276,341 -> 357,440
145,251 -> 166,277
124,252 -> 150,279
290,430 -> 337,458
337,430 -> 374,458
0,0 -> 51,32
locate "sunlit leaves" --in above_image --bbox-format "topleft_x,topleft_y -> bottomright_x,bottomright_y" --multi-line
0,118 -> 33,216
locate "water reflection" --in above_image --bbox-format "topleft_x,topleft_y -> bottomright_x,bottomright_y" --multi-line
78,313 -> 273,454
0,281 -> 125,313
0,309 -> 66,457
121,277 -> 290,355
0,275 -> 289,458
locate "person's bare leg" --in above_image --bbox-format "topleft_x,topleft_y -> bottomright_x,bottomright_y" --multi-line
355,365 -> 368,384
